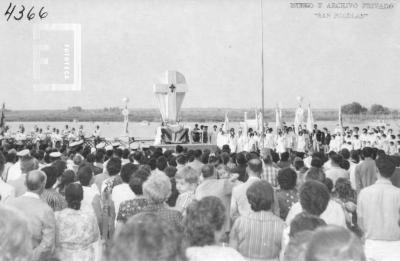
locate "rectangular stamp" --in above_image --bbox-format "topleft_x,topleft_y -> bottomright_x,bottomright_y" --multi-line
33,23 -> 81,91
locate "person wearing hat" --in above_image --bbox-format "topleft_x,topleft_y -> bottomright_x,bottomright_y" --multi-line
6,149 -> 30,182
358,155 -> 400,260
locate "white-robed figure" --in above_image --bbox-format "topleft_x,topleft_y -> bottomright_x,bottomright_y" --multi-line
276,130 -> 286,154
296,131 -> 307,153
236,128 -> 247,152
227,128 -> 238,153
217,127 -> 229,149
264,128 -> 275,150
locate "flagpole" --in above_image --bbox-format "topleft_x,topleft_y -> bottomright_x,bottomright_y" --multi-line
260,0 -> 265,148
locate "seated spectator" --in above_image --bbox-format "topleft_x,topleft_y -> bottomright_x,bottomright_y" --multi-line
305,225 -> 366,261
230,181 -> 285,260
277,168 -> 299,220
185,196 -> 245,261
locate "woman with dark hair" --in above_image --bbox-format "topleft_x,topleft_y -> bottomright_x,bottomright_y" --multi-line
230,181 -> 285,261
276,168 -> 299,219
41,166 -> 67,211
185,196 -> 245,261
54,183 -> 100,261
56,169 -> 76,196
117,169 -> 150,224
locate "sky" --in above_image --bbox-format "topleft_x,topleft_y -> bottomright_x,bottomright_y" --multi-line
0,0 -> 399,110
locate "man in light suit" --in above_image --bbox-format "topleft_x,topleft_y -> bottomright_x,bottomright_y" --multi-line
230,158 -> 280,223
195,164 -> 239,232
7,169 -> 56,261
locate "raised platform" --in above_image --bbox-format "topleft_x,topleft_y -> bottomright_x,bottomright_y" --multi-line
154,143 -> 219,152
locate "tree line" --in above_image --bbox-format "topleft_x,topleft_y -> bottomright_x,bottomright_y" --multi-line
341,102 -> 397,115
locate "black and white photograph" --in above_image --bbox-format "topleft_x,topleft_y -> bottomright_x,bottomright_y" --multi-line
0,0 -> 400,260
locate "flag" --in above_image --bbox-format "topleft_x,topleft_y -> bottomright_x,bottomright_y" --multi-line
0,103 -> 5,129
223,113 -> 229,133
275,105 -> 281,130
306,104 -> 314,133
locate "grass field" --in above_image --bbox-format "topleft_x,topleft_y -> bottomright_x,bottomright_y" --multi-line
3,108 -> 400,123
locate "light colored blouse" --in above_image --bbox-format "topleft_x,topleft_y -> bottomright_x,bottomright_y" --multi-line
55,208 -> 100,261
186,245 -> 245,261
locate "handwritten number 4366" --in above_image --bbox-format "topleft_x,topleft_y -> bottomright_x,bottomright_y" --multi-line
5,2 -> 48,21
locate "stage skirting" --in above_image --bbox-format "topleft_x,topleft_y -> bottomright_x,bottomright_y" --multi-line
154,143 -> 218,152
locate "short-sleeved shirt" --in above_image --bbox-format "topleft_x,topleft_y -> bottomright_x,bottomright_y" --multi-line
357,179 -> 400,240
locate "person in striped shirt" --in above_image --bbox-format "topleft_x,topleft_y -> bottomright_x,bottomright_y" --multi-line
261,153 -> 279,188
230,180 -> 286,261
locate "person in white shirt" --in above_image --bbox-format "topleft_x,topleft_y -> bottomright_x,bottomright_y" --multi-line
325,154 -> 349,186
6,149 -> 30,182
112,163 -> 137,216
0,151 -> 15,203
227,128 -> 238,153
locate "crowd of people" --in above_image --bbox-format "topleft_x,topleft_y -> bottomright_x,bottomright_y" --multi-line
1,122 -> 400,261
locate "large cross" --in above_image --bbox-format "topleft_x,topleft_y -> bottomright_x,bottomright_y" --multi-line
153,71 -> 188,125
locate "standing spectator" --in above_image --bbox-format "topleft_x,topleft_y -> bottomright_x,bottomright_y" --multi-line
355,147 -> 377,193
112,163 -> 138,215
175,166 -> 198,214
41,166 -> 67,211
54,183 -> 100,261
7,170 -> 56,261
358,155 -> 400,260
325,154 -> 349,186
8,155 -> 39,197
188,150 -> 204,175
185,196 -> 245,261
230,152 -> 248,182
0,205 -> 33,261
230,180 -> 285,260
261,153 -> 279,188
276,168 -> 299,220
0,151 -> 15,202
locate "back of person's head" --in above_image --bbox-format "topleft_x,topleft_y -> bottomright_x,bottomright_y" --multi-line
41,166 -> 58,189
194,149 -> 202,159
73,154 -> 84,166
176,154 -> 187,165
129,169 -> 150,195
236,152 -> 247,165
299,181 -> 330,216
277,168 -> 297,190
184,196 -> 225,247
330,154 -> 342,166
340,149 -> 350,160
248,158 -> 262,176
120,163 -> 138,183
280,152 -> 289,162
294,158 -> 305,171
176,145 -> 184,154
164,166 -> 177,178
362,147 -> 373,158
350,150 -> 360,163
0,205 -> 33,261
289,212 -> 327,237
25,170 -> 46,193
20,156 -> 39,174
175,166 -> 199,185
310,157 -> 323,168
65,183 -> 83,210
132,151 -> 142,163
376,155 -> 396,178
305,167 -> 326,183
247,180 -> 274,212
143,172 -> 171,204
284,231 -> 315,261
107,157 -> 122,176
95,150 -> 104,163
156,156 -> 168,171
201,164 -> 215,179
110,212 -> 185,261
52,160 -> 67,178
335,178 -> 355,202
58,169 -> 76,192
305,225 -> 366,261
77,165 -> 93,187
339,159 -> 350,170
